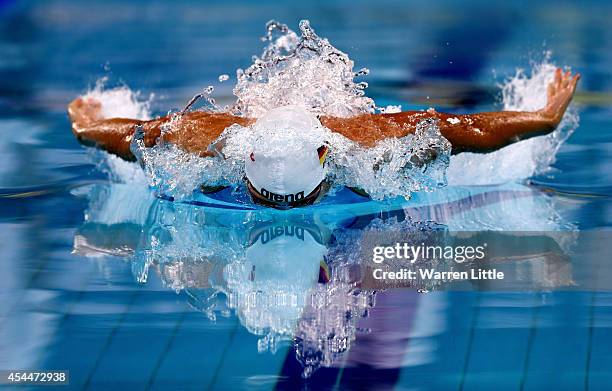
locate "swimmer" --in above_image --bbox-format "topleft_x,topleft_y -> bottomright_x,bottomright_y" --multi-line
68,68 -> 579,208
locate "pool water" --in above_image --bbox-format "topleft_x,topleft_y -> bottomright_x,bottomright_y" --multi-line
1,1 -> 612,390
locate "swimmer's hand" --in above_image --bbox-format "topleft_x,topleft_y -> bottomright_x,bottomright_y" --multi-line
68,97 -> 103,130
540,68 -> 580,128
68,96 -> 143,160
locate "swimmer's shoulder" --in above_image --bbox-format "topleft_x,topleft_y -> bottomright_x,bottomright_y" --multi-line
320,112 -> 418,148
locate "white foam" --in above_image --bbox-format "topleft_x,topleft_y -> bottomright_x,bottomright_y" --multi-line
448,60 -> 579,185
84,77 -> 152,120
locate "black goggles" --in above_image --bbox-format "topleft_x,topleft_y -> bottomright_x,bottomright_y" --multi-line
246,179 -> 323,209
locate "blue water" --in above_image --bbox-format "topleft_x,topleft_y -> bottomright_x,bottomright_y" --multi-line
1,1 -> 612,390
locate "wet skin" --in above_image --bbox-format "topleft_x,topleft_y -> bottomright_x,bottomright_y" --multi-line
68,68 -> 579,161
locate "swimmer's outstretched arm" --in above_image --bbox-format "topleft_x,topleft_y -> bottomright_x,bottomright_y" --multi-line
68,69 -> 578,159
68,98 -> 252,161
321,69 -> 580,153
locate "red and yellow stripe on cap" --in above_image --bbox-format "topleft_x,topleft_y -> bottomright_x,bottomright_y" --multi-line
317,146 -> 328,166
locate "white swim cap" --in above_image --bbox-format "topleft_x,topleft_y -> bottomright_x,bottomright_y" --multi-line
245,106 -> 327,207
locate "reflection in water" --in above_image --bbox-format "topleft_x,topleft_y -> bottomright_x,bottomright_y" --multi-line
72,182 -> 576,377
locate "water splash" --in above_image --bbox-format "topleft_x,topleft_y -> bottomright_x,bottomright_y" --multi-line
326,118 -> 450,199
90,149 -> 147,185
84,77 -> 153,120
447,56 -> 579,185
83,79 -> 154,184
132,137 -> 245,200
231,20 -> 376,118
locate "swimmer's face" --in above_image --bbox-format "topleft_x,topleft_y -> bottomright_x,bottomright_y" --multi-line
246,179 -> 323,209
